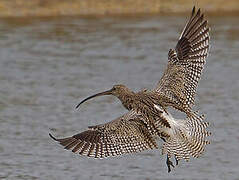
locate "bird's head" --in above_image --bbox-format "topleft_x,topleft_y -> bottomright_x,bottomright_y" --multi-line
76,84 -> 130,108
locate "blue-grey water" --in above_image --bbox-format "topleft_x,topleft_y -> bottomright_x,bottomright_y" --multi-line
0,14 -> 239,180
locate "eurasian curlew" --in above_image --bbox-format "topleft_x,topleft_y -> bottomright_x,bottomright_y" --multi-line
50,7 -> 211,173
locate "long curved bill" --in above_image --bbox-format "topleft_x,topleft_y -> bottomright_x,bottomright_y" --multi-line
76,90 -> 112,109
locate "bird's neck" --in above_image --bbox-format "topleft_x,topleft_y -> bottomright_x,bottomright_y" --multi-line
117,90 -> 136,110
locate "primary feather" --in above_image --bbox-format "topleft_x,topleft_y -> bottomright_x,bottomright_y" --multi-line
155,7 -> 210,115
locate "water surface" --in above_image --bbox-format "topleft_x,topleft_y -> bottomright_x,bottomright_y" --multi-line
0,15 -> 239,180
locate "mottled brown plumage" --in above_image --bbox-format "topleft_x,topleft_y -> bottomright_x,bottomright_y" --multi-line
50,110 -> 159,158
155,7 -> 210,117
50,7 -> 211,173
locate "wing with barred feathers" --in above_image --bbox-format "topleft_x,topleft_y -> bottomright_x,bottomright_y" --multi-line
49,110 -> 158,158
155,7 -> 210,112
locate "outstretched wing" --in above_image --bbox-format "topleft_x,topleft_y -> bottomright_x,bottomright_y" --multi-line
155,7 -> 210,111
50,110 -> 158,158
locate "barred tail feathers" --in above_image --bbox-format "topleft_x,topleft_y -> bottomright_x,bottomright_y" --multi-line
162,112 -> 211,161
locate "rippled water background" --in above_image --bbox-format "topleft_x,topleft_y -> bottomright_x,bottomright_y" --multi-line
0,14 -> 239,180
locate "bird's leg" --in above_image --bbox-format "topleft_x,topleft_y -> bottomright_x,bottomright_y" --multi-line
166,154 -> 174,173
159,134 -> 175,172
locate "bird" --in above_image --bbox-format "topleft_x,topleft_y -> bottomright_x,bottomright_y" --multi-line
49,7 -> 211,173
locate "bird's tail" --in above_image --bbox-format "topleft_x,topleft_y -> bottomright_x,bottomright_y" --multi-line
162,112 -> 211,161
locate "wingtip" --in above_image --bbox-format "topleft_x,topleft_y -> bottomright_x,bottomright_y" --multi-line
197,8 -> 201,16
49,133 -> 58,141
192,6 -> 196,15
192,6 -> 201,16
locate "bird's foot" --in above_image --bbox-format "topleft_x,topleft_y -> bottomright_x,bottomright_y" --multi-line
166,155 -> 174,173
175,155 -> 179,166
